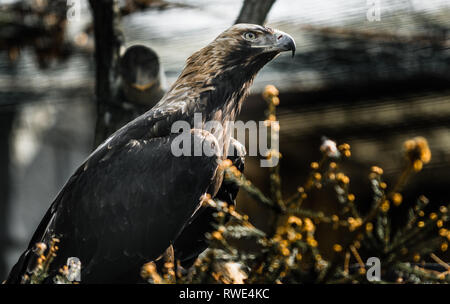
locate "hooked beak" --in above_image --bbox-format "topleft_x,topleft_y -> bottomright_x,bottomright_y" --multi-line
273,29 -> 296,58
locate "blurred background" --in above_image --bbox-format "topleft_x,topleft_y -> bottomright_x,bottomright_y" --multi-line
0,0 -> 449,280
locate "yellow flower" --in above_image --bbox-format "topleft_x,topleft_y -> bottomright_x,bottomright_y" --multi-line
392,193 -> 402,206
303,218 -> 315,232
310,162 -> 319,169
429,213 -> 438,221
417,221 -> 425,228
348,217 -> 362,231
287,230 -> 302,241
413,160 -> 423,172
271,96 -> 280,106
381,200 -> 390,213
348,194 -> 355,202
371,166 -> 384,175
441,242 -> 448,252
34,242 -> 47,256
416,137 -> 431,163
333,244 -> 343,252
287,216 -> 302,227
366,222 -> 373,232
338,143 -> 350,150
336,173 -> 350,184
280,247 -> 290,256
307,238 -> 318,247
404,137 -> 431,171
403,139 -> 415,151
280,240 -> 289,248
220,159 -> 233,169
413,254 -> 420,262
141,262 -> 162,283
212,231 -> 223,240
263,85 -> 279,98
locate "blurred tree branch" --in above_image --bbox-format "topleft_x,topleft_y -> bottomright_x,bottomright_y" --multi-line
89,0 -> 123,148
235,0 -> 276,25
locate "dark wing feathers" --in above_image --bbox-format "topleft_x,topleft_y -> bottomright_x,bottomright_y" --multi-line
7,121 -> 222,283
173,138 -> 246,268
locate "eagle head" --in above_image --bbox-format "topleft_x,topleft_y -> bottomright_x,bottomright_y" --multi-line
165,24 -> 295,120
183,23 -> 296,81
216,23 -> 296,60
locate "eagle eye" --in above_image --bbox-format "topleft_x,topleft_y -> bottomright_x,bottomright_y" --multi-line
243,32 -> 258,41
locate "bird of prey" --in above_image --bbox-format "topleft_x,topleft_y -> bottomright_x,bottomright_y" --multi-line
6,24 -> 295,283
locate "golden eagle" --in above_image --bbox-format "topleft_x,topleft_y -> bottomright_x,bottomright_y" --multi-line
6,24 -> 295,283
